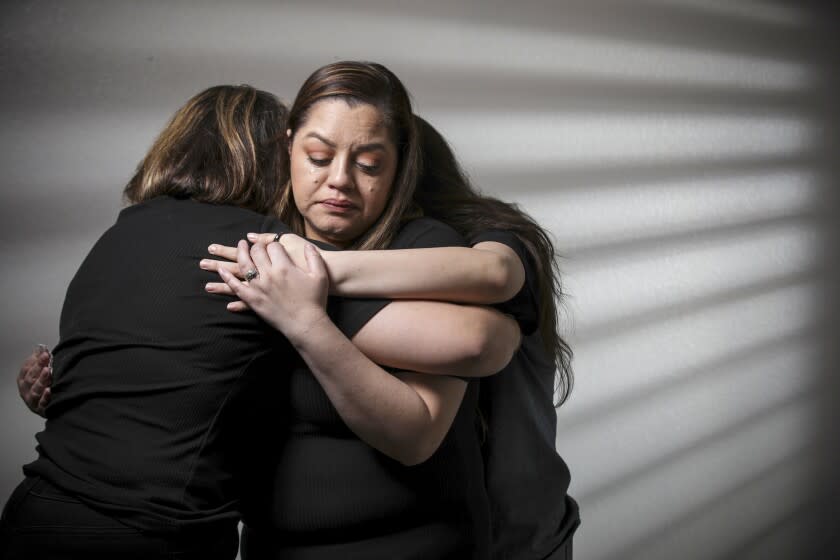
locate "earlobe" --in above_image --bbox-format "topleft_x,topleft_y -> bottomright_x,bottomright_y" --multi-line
287,129 -> 293,154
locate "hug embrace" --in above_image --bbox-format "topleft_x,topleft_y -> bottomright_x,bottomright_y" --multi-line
3,61 -> 578,560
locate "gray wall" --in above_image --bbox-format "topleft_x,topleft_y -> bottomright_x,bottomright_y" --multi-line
2,2 -> 837,558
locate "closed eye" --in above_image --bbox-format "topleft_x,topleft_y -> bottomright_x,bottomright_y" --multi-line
357,162 -> 381,174
308,156 -> 331,167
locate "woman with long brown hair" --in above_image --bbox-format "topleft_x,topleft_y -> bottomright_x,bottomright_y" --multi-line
209,62 -> 577,558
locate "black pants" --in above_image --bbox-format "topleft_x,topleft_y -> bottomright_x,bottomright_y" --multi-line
0,476 -> 238,560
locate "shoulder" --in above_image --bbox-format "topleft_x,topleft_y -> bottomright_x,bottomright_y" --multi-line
390,217 -> 467,249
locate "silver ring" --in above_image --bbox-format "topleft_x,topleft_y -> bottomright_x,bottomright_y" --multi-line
244,268 -> 259,282
273,233 -> 281,242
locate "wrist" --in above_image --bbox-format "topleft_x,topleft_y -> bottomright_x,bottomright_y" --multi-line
278,307 -> 331,345
323,252 -> 350,295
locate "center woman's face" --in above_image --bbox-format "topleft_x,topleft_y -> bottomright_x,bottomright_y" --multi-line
289,99 -> 398,248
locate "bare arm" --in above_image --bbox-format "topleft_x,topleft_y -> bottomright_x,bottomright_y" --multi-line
205,239 -> 522,377
219,241 -> 472,465
324,242 -> 524,303
350,300 -> 519,377
212,233 -> 526,304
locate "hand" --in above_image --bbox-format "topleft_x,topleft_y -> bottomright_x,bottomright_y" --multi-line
217,240 -> 330,341
276,233 -> 313,269
247,232 -> 314,269
201,233 -> 314,299
18,345 -> 53,417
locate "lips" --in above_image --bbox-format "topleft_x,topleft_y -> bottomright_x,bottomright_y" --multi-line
320,199 -> 356,212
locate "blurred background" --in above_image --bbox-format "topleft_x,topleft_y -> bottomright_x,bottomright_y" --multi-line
2,1 -> 838,558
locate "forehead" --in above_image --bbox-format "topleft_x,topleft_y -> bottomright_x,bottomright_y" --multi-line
299,99 -> 392,147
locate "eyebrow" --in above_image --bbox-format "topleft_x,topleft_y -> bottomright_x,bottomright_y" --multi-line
303,132 -> 388,153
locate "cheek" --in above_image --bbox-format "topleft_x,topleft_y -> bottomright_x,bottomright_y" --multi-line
365,180 -> 394,217
291,166 -> 321,203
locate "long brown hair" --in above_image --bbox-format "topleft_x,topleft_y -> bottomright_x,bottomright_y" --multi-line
415,117 -> 573,405
124,85 -> 288,214
278,61 -> 421,249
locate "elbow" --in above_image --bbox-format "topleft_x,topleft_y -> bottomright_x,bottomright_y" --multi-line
394,437 -> 444,467
483,253 -> 523,303
462,311 -> 520,376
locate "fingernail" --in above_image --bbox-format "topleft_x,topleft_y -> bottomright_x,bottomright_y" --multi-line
36,344 -> 48,354
205,283 -> 213,292
208,245 -> 216,254
200,259 -> 209,269
247,233 -> 257,241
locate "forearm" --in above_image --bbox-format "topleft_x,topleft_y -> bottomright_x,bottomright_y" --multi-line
215,241 -> 467,465
324,245 -> 523,303
352,301 -> 521,377
289,313 -> 466,466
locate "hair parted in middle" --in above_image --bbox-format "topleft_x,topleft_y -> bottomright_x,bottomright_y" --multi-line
124,84 -> 289,214
278,60 -> 422,250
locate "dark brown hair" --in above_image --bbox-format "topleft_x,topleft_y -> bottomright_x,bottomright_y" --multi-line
278,61 -> 421,249
415,117 -> 574,405
124,85 -> 288,214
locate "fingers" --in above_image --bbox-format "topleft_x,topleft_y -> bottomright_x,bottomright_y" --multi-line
19,347 -> 49,388
18,357 -> 36,389
205,282 -> 236,296
218,266 -> 248,296
30,370 -> 49,399
246,232 -> 281,244
18,346 -> 52,416
204,279 -> 250,311
207,243 -> 239,263
226,301 -> 250,312
249,242 -> 274,274
200,259 -> 242,277
37,388 -> 51,414
236,240 -> 258,280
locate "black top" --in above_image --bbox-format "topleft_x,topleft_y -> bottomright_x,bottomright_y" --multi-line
240,218 -> 491,560
471,230 -> 580,559
24,196 -> 387,535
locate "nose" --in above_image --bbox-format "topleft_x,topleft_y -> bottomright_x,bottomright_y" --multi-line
327,155 -> 353,191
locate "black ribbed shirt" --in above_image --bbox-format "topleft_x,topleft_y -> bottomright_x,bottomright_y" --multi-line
24,196 -> 387,536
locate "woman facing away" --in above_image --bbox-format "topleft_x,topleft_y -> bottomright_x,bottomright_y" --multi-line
2,84 -> 297,559
6,78 -> 520,559
206,63 -> 578,558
